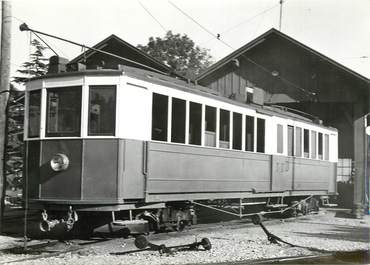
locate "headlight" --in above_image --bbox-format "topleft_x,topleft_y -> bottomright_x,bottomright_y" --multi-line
50,153 -> 69,171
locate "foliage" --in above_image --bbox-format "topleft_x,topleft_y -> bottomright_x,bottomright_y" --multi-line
13,39 -> 49,85
5,85 -> 24,194
138,31 -> 213,79
6,39 -> 48,197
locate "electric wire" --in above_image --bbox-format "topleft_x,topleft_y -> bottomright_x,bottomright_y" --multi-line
32,32 -> 59,56
199,3 -> 279,47
138,1 -> 167,32
19,23 -> 172,76
11,15 -> 68,58
168,1 -> 314,97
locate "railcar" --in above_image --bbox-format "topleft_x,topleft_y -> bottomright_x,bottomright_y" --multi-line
24,63 -> 338,235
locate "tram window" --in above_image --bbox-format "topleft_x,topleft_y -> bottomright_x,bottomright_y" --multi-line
318,132 -> 323,159
311,131 -> 317,159
256,118 -> 265,153
219,109 -> 230,148
88,85 -> 116,136
46,86 -> 81,137
245,115 -> 254,151
232,112 -> 242,150
295,127 -> 302,157
171,98 -> 186,143
189,102 -> 202,145
277,124 -> 283,154
324,134 -> 329,160
287,125 -> 294,156
303,129 -> 309,158
205,106 -> 216,147
152,93 -> 168,141
28,90 -> 41,138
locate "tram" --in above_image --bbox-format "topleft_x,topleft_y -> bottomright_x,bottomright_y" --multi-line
24,62 -> 338,235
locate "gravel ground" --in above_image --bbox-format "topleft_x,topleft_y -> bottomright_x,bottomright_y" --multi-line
0,209 -> 369,265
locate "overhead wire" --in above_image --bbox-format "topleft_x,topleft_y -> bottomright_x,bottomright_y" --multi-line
11,15 -> 68,58
138,1 -> 167,33
168,0 -> 314,97
19,23 -> 172,76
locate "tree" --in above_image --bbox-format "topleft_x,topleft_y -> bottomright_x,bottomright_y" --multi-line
13,39 -> 49,85
4,39 -> 48,204
138,31 -> 213,79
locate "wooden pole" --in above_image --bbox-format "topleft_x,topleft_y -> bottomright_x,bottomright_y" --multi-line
0,0 -> 12,233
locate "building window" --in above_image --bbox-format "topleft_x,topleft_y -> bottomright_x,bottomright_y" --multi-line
28,90 -> 41,138
219,109 -> 230,148
287,125 -> 294,156
318,132 -> 323,159
205,106 -> 216,147
152,93 -> 168,141
189,102 -> 202,145
324,134 -> 329,160
232,112 -> 242,150
46,86 -> 82,137
277,124 -> 283,154
171,98 -> 186,144
304,129 -> 309,158
245,115 -> 254,151
295,127 -> 302,157
311,131 -> 317,159
88,85 -> 116,136
256,118 -> 265,153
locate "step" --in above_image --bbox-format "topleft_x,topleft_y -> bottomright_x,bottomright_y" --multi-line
266,204 -> 288,209
241,202 -> 267,206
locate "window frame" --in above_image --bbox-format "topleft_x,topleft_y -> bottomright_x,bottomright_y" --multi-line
27,89 -> 42,138
88,85 -> 117,137
45,86 -> 82,138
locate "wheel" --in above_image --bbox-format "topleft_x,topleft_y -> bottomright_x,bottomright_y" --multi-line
134,235 -> 149,249
201,238 -> 212,250
176,220 -> 187,231
120,227 -> 130,239
251,214 -> 263,225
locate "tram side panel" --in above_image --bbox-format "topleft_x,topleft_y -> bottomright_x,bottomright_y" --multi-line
145,141 -> 272,202
293,158 -> 336,193
144,142 -> 337,203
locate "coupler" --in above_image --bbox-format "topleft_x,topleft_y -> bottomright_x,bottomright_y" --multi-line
134,235 -> 212,254
39,207 -> 78,232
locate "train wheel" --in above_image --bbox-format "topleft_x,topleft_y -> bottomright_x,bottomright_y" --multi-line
134,235 -> 149,249
201,238 -> 212,250
120,227 -> 131,239
176,220 -> 187,231
251,214 -> 263,225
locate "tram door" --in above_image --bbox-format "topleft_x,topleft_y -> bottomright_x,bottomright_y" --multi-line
271,125 -> 294,191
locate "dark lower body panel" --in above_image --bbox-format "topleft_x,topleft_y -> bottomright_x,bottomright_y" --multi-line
25,139 -> 337,211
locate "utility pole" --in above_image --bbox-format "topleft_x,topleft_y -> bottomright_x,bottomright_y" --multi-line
279,0 -> 283,31
0,0 -> 12,233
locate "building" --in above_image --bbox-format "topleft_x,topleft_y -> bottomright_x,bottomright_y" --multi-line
66,34 -> 174,76
195,28 -> 370,216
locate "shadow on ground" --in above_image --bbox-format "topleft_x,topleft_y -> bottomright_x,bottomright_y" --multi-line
293,225 -> 370,243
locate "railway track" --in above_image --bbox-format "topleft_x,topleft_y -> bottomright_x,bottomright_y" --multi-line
1,210 -> 366,264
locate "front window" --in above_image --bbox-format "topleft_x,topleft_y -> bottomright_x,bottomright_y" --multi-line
88,85 -> 116,136
28,90 -> 41,138
46,86 -> 82,137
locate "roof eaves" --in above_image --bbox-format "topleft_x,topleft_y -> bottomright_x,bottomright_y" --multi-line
196,28 -> 369,84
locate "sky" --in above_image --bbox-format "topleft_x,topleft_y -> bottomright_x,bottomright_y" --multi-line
6,0 -> 370,87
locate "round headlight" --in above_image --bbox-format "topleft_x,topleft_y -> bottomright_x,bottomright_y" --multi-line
50,153 -> 69,171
